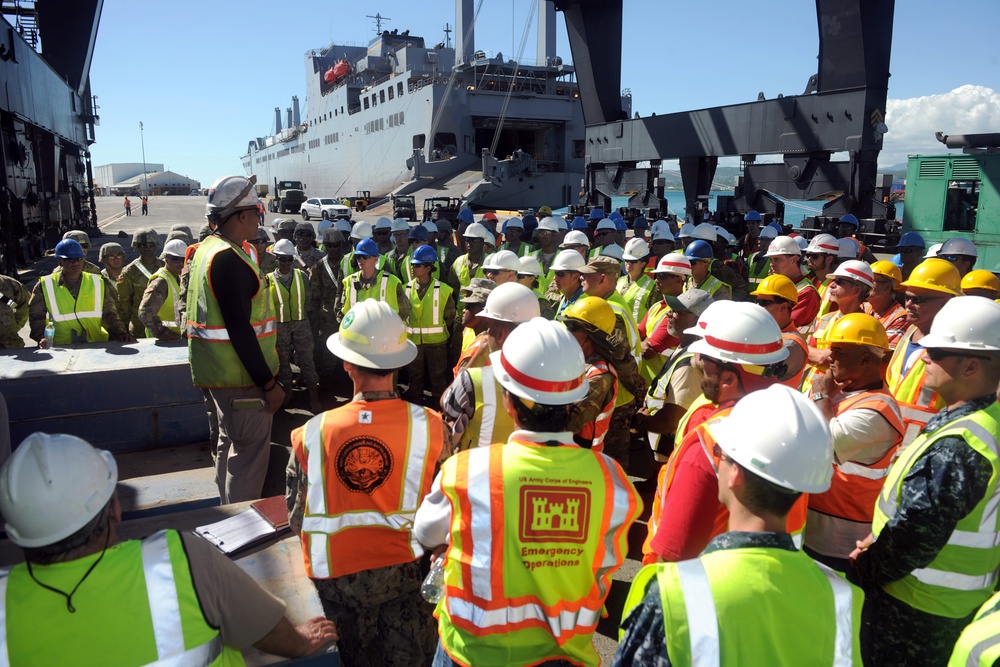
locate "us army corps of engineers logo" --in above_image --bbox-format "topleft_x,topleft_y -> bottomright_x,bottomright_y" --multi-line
519,485 -> 591,543
336,436 -> 393,494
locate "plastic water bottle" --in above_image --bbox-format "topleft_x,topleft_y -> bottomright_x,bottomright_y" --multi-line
421,556 -> 445,603
44,322 -> 55,347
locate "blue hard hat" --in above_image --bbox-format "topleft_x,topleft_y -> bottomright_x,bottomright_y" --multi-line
839,213 -> 859,227
609,211 -> 624,223
745,210 -> 762,222
766,221 -> 783,235
891,253 -> 904,267
456,208 -> 475,224
684,239 -> 714,260
896,231 -> 926,249
407,225 -> 429,241
633,216 -> 648,230
410,245 -> 438,264
614,218 -> 627,231
589,208 -> 605,221
54,239 -> 85,259
354,238 -> 380,257
571,216 -> 588,230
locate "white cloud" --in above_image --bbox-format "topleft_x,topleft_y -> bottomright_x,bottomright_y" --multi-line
881,85 -> 1000,167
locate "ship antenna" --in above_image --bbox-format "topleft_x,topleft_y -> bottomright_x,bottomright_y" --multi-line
442,23 -> 452,49
367,12 -> 391,33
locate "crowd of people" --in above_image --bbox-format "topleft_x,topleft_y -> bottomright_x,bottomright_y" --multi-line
2,173 -> 1000,666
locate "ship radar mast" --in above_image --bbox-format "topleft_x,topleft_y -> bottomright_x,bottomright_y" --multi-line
442,22 -> 452,49
366,12 -> 391,33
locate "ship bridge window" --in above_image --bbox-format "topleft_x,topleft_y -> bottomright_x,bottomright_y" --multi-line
372,93 -> 377,107
943,180 -> 980,232
398,83 -> 404,97
388,86 -> 394,101
364,98 -> 370,110
380,90 -> 386,104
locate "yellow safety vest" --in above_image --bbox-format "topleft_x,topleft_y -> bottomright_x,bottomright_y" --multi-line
886,326 -> 946,445
341,271 -> 401,315
269,268 -> 307,322
405,279 -> 452,345
640,299 -> 672,384
606,293 -> 642,407
948,590 -> 1000,667
39,273 -> 109,345
147,267 -> 182,336
458,366 -> 517,451
618,274 -> 656,325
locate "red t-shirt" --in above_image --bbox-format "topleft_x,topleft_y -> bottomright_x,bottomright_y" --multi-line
791,281 -> 821,329
649,438 -> 721,561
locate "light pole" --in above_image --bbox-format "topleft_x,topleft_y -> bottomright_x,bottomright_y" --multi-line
139,121 -> 147,194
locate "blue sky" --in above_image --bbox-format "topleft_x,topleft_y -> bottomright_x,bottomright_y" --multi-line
86,0 -> 1000,187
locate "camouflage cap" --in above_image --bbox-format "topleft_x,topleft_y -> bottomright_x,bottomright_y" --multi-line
170,224 -> 193,237
436,218 -> 454,234
295,222 -> 315,235
132,228 -> 160,248
166,229 -> 192,244
198,223 -> 214,241
62,230 -> 90,246
99,242 -> 125,261
459,277 -> 497,305
254,226 -> 271,241
278,219 -> 298,231
322,227 -> 343,243
578,255 -> 621,276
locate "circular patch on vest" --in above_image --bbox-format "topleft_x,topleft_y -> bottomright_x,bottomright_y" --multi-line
335,436 -> 394,494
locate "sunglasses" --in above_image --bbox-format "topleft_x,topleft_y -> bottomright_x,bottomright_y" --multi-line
939,255 -> 968,263
137,242 -> 157,249
277,257 -> 294,263
596,230 -> 614,237
755,298 -> 781,307
831,277 -> 857,288
165,256 -> 184,263
105,253 -> 125,259
925,348 -> 991,363
414,263 -> 434,269
325,243 -> 343,248
374,229 -> 391,235
904,293 -> 947,306
712,443 -> 735,465
804,252 -> 824,260
554,270 -> 578,278
563,320 -> 584,333
898,247 -> 923,254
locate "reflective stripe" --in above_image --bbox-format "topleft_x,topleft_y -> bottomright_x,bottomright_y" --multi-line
465,448 -> 494,600
911,568 -> 999,592
676,559 -> 720,667
42,273 -> 103,321
187,317 -> 277,341
304,414 -> 330,578
792,533 -> 804,549
322,256 -> 337,284
478,368 -> 497,449
407,327 -> 446,334
0,568 -> 9,667
402,405 -> 429,509
141,532 -> 185,658
819,563 -> 857,667
146,635 -> 223,667
136,262 -> 154,279
967,633 -> 1000,667
302,512 -> 416,535
837,460 -> 891,481
597,457 -> 633,597
447,596 -> 601,637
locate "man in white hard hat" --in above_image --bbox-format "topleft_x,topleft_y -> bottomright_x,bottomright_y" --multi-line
527,215 -> 562,294
559,230 -> 592,262
373,216 -> 395,254
441,283 -> 541,453
414,317 -> 643,667
549,249 -> 587,317
617,385 -> 863,667
138,238 -> 187,341
638,253 -> 692,383
0,432 -> 338,664
851,297 -> 1000,667
766,235 -> 821,333
481,249 -> 521,286
499,217 -> 530,257
618,238 -> 657,325
453,222 -> 491,295
286,300 -> 444,667
803,232 -> 841,318
188,174 -> 282,503
592,218 -> 618,257
270,239 -> 322,413
938,237 -> 977,277
385,218 -> 412,276
745,224 -> 777,292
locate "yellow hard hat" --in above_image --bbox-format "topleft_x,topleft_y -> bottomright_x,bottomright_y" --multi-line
818,312 -> 889,349
870,260 -> 902,284
961,269 -> 1000,294
899,258 -> 962,296
538,206 -> 553,216
561,296 -> 616,336
750,274 -> 798,304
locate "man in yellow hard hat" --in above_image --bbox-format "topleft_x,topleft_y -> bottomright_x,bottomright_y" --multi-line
751,274 -> 808,389
865,260 -> 908,351
960,269 -> 1000,299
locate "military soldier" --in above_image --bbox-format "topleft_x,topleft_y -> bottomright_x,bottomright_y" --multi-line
309,227 -> 347,384
138,239 -> 187,341
250,226 -> 277,273
98,242 -> 126,284
402,245 -> 456,406
271,239 -> 322,413
293,222 -> 324,270
61,230 -> 101,274
0,273 -> 30,349
117,228 -> 163,337
335,239 -> 409,323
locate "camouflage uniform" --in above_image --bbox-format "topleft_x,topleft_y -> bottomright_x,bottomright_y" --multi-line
117,257 -> 164,337
295,246 -> 325,270
258,250 -> 277,274
0,274 -> 30,348
28,274 -> 127,343
308,253 -> 345,380
138,273 -> 183,341
565,356 -> 617,441
271,269 -> 319,389
61,230 -> 101,275
286,390 -> 438,667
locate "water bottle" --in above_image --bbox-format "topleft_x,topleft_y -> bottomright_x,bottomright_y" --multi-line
44,322 -> 55,347
421,556 -> 445,604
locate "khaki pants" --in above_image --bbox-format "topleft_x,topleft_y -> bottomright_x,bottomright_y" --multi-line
208,386 -> 273,503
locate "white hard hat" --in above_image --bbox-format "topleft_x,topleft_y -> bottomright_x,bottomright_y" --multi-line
518,255 -> 543,276
688,301 -> 789,366
273,239 -> 295,256
692,222 -> 718,242
940,237 -> 978,258
918,296 -> 1000,351
714,226 -> 735,245
651,230 -> 675,243
555,217 -> 569,231
677,222 -> 697,238
830,260 -> 875,289
422,220 -> 438,233
317,219 -> 334,235
601,243 -> 624,261
205,175 -> 261,219
536,216 -> 561,232
837,237 -> 860,259
794,236 -> 809,251
162,239 -> 188,258
650,252 -> 692,276
490,317 -> 589,404
335,219 -> 353,233
708,385 -> 834,493
463,222 -> 492,241
350,221 -> 373,240
559,230 -> 591,248
623,238 -> 650,261
595,219 -> 617,232
551,249 -> 587,272
650,220 -> 672,238
479,282 -> 541,323
374,217 -> 393,230
0,432 -> 118,548
683,299 -> 724,337
327,300 -> 417,369
484,229 -> 497,247
805,233 -> 840,255
483,249 -> 521,272
391,218 -> 410,232
925,243 -> 943,259
505,216 -> 524,229
764,236 -> 802,257
758,226 -> 778,240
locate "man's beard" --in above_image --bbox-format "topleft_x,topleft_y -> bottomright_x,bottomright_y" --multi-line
701,372 -> 721,403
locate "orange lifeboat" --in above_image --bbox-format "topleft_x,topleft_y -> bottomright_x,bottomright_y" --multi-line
324,59 -> 351,84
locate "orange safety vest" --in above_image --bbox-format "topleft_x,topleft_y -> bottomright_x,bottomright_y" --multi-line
576,361 -> 618,452
454,330 -> 490,377
780,324 -> 809,390
291,400 -> 443,579
808,389 -> 903,524
886,325 -> 946,445
437,439 -> 642,666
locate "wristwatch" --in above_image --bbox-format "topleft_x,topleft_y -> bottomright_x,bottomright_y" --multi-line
811,392 -> 830,402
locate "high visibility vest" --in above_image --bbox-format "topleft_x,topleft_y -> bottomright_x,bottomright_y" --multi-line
795,275 -> 822,336
437,440 -> 642,667
948,590 -> 1000,667
780,326 -> 809,390
607,292 -> 642,406
868,301 -> 908,350
453,254 -> 485,288
622,549 -> 862,666
291,400 -> 443,579
186,236 -> 278,388
800,310 -> 845,395
458,366 -> 516,451
873,402 -> 1000,619
0,530 -> 242,666
39,273 -> 109,345
341,271 -> 401,315
807,390 -> 903,554
688,272 -> 725,298
528,249 -> 556,294
147,267 -> 182,336
500,240 -> 530,257
816,276 -> 837,319
645,349 -> 696,453
617,274 -> 656,325
405,280 -> 452,345
640,300 -> 672,384
455,331 -> 490,378
269,268 -> 307,322
460,326 -> 476,352
747,252 -> 771,291
577,360 -> 618,452
886,326 -> 946,445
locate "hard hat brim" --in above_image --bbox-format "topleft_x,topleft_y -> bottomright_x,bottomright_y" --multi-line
326,332 -> 418,369
489,349 -> 589,405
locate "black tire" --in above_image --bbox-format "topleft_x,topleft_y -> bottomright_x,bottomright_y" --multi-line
302,209 -> 309,221
322,211 -> 329,221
